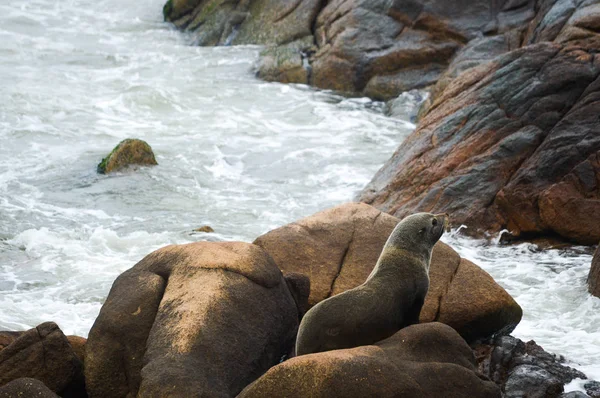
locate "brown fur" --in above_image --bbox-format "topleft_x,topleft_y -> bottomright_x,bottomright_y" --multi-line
295,213 -> 448,356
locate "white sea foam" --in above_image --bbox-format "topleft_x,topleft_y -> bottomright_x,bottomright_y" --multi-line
0,0 -> 598,386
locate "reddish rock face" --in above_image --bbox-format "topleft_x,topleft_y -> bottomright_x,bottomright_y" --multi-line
360,41 -> 600,244
85,242 -> 303,398
255,203 -> 522,343
238,323 -> 502,398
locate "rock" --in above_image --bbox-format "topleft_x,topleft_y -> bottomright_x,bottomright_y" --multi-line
588,245 -> 600,297
586,381 -> 600,398
256,36 -> 314,85
561,392 -> 591,398
255,202 -> 399,305
0,378 -> 59,398
283,272 -> 311,319
0,322 -> 83,395
193,225 -> 214,233
66,336 -> 86,366
85,241 -> 302,398
97,138 -> 157,174
164,0 -> 323,46
359,41 -> 600,244
505,365 -> 564,398
238,322 -> 501,398
475,335 -> 587,398
425,256 -> 522,342
0,331 -> 23,351
254,203 -> 522,343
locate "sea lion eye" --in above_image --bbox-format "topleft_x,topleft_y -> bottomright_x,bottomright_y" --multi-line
419,228 -> 426,234
432,219 -> 438,227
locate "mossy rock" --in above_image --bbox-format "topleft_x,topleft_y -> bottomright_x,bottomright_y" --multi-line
97,139 -> 158,174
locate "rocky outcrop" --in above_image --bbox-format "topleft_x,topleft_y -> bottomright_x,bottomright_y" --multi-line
590,245 -> 600,297
0,322 -> 83,396
238,322 -> 502,398
475,335 -> 587,398
0,378 -> 59,398
254,203 -> 522,343
360,40 -> 600,244
97,138 -> 157,174
164,0 -> 539,99
85,242 -> 304,398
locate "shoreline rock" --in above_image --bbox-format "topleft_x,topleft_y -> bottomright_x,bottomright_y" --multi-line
84,241 -> 305,397
239,323 -> 502,398
163,0 -> 537,100
0,322 -> 84,397
254,202 -> 523,343
97,138 -> 157,174
474,335 -> 589,398
358,40 -> 600,245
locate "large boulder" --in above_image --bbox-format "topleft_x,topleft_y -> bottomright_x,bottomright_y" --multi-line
310,0 -> 534,100
238,322 -> 502,398
589,245 -> 600,298
0,322 -> 83,396
97,138 -> 157,174
254,203 -> 522,343
85,242 -> 304,398
0,378 -> 59,398
360,41 -> 600,244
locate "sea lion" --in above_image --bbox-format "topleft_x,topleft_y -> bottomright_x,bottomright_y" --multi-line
295,212 -> 449,356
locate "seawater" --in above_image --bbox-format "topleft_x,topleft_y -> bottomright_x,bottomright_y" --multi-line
0,0 -> 598,385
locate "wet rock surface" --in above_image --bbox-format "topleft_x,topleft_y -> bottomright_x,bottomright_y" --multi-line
586,380 -> 600,397
255,203 -> 522,343
239,322 -> 502,398
85,241 -> 301,398
97,138 -> 157,174
475,335 -> 588,398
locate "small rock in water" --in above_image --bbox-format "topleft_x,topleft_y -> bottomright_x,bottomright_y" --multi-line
97,138 -> 158,174
193,225 -> 214,233
585,381 -> 600,397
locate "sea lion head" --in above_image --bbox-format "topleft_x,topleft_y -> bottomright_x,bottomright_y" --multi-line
385,212 -> 450,264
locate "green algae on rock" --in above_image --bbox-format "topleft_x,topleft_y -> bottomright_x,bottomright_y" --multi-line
97,139 -> 158,174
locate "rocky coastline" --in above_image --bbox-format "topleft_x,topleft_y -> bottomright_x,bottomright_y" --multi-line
1,0 -> 599,396
0,203 -> 597,397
